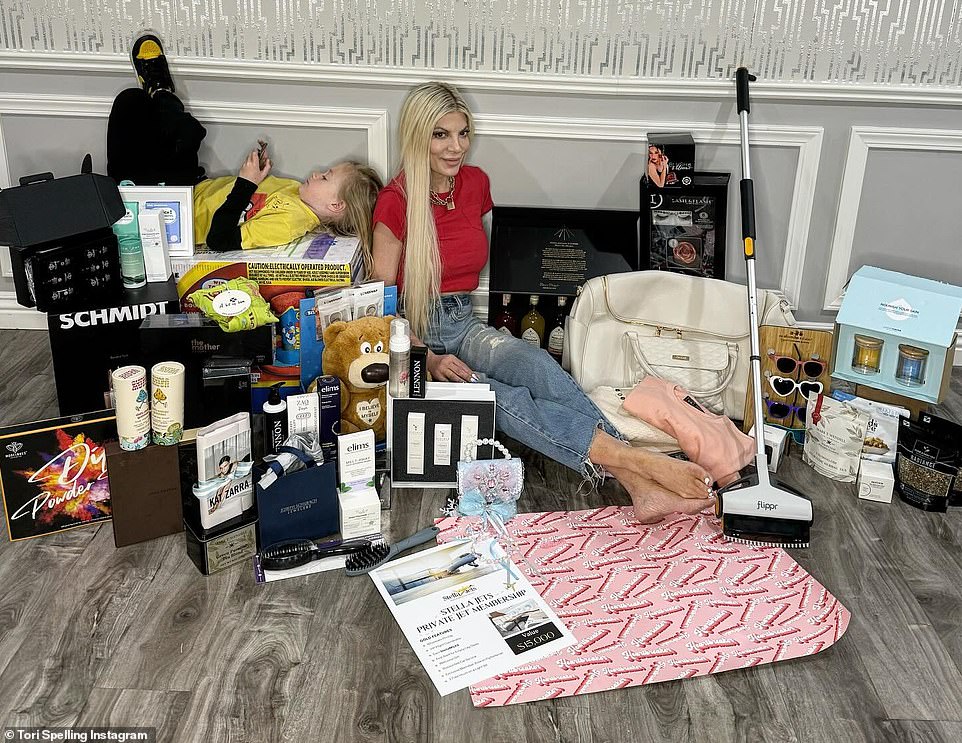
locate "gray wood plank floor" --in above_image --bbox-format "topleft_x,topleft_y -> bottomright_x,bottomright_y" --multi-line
1,328 -> 961,742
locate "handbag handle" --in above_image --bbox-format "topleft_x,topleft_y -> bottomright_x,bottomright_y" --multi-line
601,275 -> 749,342
624,331 -> 739,398
462,437 -> 511,462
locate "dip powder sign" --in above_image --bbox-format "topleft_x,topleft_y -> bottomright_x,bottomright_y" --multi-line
0,411 -> 116,540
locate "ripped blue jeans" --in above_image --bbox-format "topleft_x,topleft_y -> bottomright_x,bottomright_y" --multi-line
421,294 -> 625,482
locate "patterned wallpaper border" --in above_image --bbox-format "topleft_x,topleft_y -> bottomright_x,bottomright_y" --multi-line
2,0 -> 961,87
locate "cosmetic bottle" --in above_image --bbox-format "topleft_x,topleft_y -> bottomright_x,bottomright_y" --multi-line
389,317 -> 411,398
494,293 -> 518,336
520,295 -> 545,347
112,201 -> 147,289
547,296 -> 568,359
263,382 -> 288,455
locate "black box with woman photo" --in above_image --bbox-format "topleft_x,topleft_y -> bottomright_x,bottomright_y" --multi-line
640,172 -> 730,280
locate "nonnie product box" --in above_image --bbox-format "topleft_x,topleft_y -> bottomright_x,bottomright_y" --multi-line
0,169 -> 126,312
640,172 -> 730,280
105,442 -> 183,547
0,410 -> 116,541
171,231 -> 364,307
485,206 -> 640,333
832,266 -> 962,404
644,132 -> 696,188
857,460 -> 895,503
47,279 -> 180,416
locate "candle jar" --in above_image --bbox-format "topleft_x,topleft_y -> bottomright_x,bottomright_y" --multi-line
851,335 -> 883,374
896,345 -> 928,387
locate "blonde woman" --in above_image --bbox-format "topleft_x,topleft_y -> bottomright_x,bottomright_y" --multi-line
370,82 -> 715,522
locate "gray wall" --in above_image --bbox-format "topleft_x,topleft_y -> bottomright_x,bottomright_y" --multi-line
1,2 -> 962,330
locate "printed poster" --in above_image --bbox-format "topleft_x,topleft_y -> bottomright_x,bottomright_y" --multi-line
370,538 -> 575,696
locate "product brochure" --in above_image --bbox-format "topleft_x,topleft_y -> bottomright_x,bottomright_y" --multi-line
369,537 -> 575,696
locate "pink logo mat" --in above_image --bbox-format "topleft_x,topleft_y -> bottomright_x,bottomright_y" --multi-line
436,506 -> 850,707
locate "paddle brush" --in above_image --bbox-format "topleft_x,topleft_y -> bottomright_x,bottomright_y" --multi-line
345,525 -> 441,576
260,538 -> 370,571
715,68 -> 813,548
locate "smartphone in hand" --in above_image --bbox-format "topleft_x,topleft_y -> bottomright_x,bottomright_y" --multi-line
257,139 -> 268,169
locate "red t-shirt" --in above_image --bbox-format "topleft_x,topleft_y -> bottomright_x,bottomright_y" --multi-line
373,165 -> 494,293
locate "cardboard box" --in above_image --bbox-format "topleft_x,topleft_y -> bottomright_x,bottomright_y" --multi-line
105,442 -> 183,547
854,384 -> 929,421
644,132 -> 696,188
857,460 -> 895,503
0,170 -> 126,312
0,410 -> 116,541
172,232 -> 363,303
338,485 -> 381,540
832,266 -> 962,404
47,279 -> 180,415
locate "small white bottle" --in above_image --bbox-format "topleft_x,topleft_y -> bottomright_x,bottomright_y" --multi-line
262,382 -> 288,455
389,317 -> 411,398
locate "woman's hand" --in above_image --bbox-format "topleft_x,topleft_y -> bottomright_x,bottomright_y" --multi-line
239,149 -> 271,185
428,351 -> 474,382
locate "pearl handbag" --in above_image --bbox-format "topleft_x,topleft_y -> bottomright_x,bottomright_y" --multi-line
455,438 -> 524,518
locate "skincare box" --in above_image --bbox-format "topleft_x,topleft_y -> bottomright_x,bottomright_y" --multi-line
336,430 -> 380,539
337,430 -> 376,487
410,346 -> 428,399
749,424 -> 789,473
315,375 -> 342,463
644,132 -> 696,188
832,266 -> 962,404
857,460 -> 895,503
337,486 -> 381,540
105,442 -> 183,547
184,512 -> 258,576
287,392 -> 320,438
138,209 -> 172,282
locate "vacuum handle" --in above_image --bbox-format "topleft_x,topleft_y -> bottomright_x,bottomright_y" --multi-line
736,68 -> 756,114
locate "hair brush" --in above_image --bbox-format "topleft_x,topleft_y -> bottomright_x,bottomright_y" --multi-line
345,525 -> 441,576
261,537 -> 371,571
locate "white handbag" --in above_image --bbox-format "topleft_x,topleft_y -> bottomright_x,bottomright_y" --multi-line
563,271 -> 795,419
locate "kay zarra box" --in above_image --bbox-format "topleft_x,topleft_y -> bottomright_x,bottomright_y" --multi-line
0,410 -> 117,541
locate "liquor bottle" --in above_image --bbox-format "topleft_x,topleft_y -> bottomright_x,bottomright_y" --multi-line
547,296 -> 568,359
520,295 -> 545,347
493,293 -> 518,336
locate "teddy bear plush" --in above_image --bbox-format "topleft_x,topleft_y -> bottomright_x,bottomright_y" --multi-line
321,315 -> 393,440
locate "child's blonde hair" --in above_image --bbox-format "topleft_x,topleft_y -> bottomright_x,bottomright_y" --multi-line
397,82 -> 474,338
326,162 -> 383,274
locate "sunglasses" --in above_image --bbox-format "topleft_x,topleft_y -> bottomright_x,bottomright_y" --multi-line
767,376 -> 823,399
767,353 -> 826,378
764,399 -> 807,423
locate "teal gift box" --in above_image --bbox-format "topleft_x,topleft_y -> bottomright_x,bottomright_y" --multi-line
832,266 -> 962,404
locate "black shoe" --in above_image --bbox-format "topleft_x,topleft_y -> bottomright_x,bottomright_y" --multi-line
131,32 -> 175,96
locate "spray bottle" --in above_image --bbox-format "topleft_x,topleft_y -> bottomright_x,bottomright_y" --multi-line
389,317 -> 411,398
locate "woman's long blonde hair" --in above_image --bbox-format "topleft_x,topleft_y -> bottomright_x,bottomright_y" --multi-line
324,162 -> 382,275
397,82 -> 474,338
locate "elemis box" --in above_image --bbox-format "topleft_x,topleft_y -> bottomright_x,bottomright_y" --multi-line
832,266 -> 962,404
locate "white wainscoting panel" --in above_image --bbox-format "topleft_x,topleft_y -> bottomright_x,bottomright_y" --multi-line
823,126 -> 962,312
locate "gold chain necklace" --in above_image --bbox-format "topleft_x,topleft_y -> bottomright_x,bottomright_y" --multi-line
429,176 -> 456,211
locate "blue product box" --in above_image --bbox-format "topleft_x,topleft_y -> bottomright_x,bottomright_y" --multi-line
255,459 -> 339,547
832,266 -> 962,404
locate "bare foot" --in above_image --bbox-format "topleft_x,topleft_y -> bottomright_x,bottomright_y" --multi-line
609,465 -> 715,524
621,449 -> 714,499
